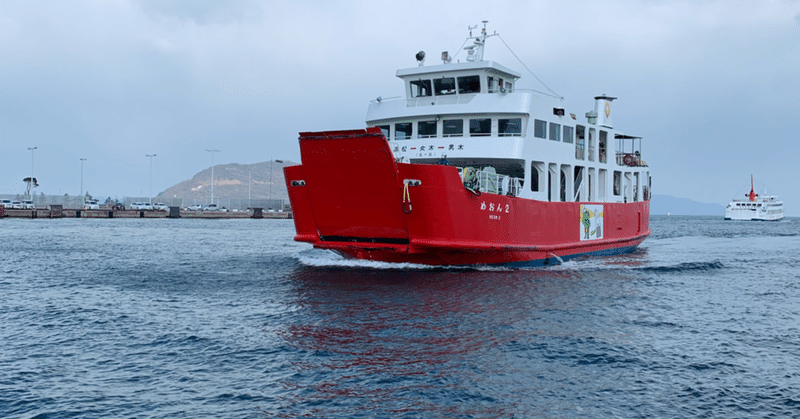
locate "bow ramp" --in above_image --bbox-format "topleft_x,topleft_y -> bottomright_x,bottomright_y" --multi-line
294,128 -> 410,246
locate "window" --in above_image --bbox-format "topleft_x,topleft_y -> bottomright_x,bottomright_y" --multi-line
505,81 -> 512,93
487,76 -> 495,92
434,77 -> 456,95
418,120 -> 437,138
549,122 -> 561,141
575,124 -> 586,160
410,80 -> 432,97
457,75 -> 480,94
498,118 -> 522,136
534,120 -> 547,138
395,122 -> 412,140
469,118 -> 491,136
377,125 -> 390,139
599,130 -> 608,163
613,171 -> 621,195
530,162 -> 544,192
563,126 -> 574,144
574,166 -> 584,202
443,119 -> 463,137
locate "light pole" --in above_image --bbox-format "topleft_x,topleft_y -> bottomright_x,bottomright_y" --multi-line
146,154 -> 156,205
248,168 -> 251,209
205,149 -> 220,205
28,146 -> 37,206
269,159 -> 284,209
80,158 -> 87,208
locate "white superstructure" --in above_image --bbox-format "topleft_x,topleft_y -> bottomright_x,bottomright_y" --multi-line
725,196 -> 784,221
724,176 -> 784,221
365,23 -> 651,206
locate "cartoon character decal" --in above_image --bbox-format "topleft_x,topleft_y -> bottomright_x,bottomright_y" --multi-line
580,204 -> 604,240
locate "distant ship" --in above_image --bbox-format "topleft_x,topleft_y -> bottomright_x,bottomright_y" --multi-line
284,23 -> 651,266
724,175 -> 784,221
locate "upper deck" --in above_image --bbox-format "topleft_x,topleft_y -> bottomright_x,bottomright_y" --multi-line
361,23 -> 651,204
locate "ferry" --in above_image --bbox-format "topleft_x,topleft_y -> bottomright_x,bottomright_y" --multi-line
724,176 -> 784,221
284,23 -> 651,266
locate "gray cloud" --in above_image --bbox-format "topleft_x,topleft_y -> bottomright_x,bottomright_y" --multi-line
134,0 -> 264,25
1,0 -> 799,214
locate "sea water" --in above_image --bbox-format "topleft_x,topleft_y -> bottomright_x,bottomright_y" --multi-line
1,216 -> 798,418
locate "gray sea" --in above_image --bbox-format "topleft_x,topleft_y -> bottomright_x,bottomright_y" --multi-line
1,215 -> 799,418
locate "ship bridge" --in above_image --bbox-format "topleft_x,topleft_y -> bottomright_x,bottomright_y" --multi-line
397,60 -> 521,102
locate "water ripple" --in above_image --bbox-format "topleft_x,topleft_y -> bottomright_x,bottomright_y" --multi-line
1,217 -> 799,417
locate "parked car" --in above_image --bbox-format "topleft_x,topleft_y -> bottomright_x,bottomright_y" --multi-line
10,201 -> 23,209
153,203 -> 169,211
202,204 -> 228,212
112,202 -> 125,210
185,204 -> 203,211
130,202 -> 153,210
21,200 -> 35,209
0,199 -> 11,208
84,200 -> 100,209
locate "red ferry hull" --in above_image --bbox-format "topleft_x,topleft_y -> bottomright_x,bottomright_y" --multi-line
285,128 -> 650,266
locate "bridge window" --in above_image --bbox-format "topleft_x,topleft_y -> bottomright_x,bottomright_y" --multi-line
443,119 -> 463,137
434,77 -> 456,95
395,122 -> 412,140
457,75 -> 481,94
534,120 -> 547,138
418,120 -> 437,138
377,125 -> 390,139
469,118 -> 491,136
549,122 -> 561,141
499,118 -> 522,136
410,79 -> 432,97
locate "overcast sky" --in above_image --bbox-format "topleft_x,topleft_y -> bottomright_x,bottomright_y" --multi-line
1,0 -> 799,214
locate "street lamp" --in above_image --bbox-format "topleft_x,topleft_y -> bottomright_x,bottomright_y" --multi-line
28,146 -> 37,206
146,154 -> 156,205
205,149 -> 220,205
80,158 -> 87,208
248,168 -> 251,209
269,159 -> 284,209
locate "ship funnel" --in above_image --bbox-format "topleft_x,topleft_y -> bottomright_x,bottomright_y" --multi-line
593,95 -> 616,128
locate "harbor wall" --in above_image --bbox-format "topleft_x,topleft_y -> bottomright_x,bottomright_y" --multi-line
0,207 -> 291,219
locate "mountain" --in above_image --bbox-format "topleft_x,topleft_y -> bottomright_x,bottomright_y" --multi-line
155,160 -> 295,203
650,194 -> 725,216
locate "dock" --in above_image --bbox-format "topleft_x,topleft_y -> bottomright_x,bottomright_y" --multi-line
0,206 -> 291,219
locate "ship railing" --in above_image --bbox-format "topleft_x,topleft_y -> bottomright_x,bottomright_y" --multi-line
616,151 -> 648,167
457,167 -> 523,197
370,88 -> 559,106
405,94 -> 478,107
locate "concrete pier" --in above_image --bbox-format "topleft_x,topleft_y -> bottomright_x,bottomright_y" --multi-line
0,207 -> 291,220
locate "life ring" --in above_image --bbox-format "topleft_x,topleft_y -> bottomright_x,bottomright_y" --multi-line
623,154 -> 634,166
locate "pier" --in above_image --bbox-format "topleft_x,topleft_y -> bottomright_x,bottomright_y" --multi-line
0,206 -> 291,219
